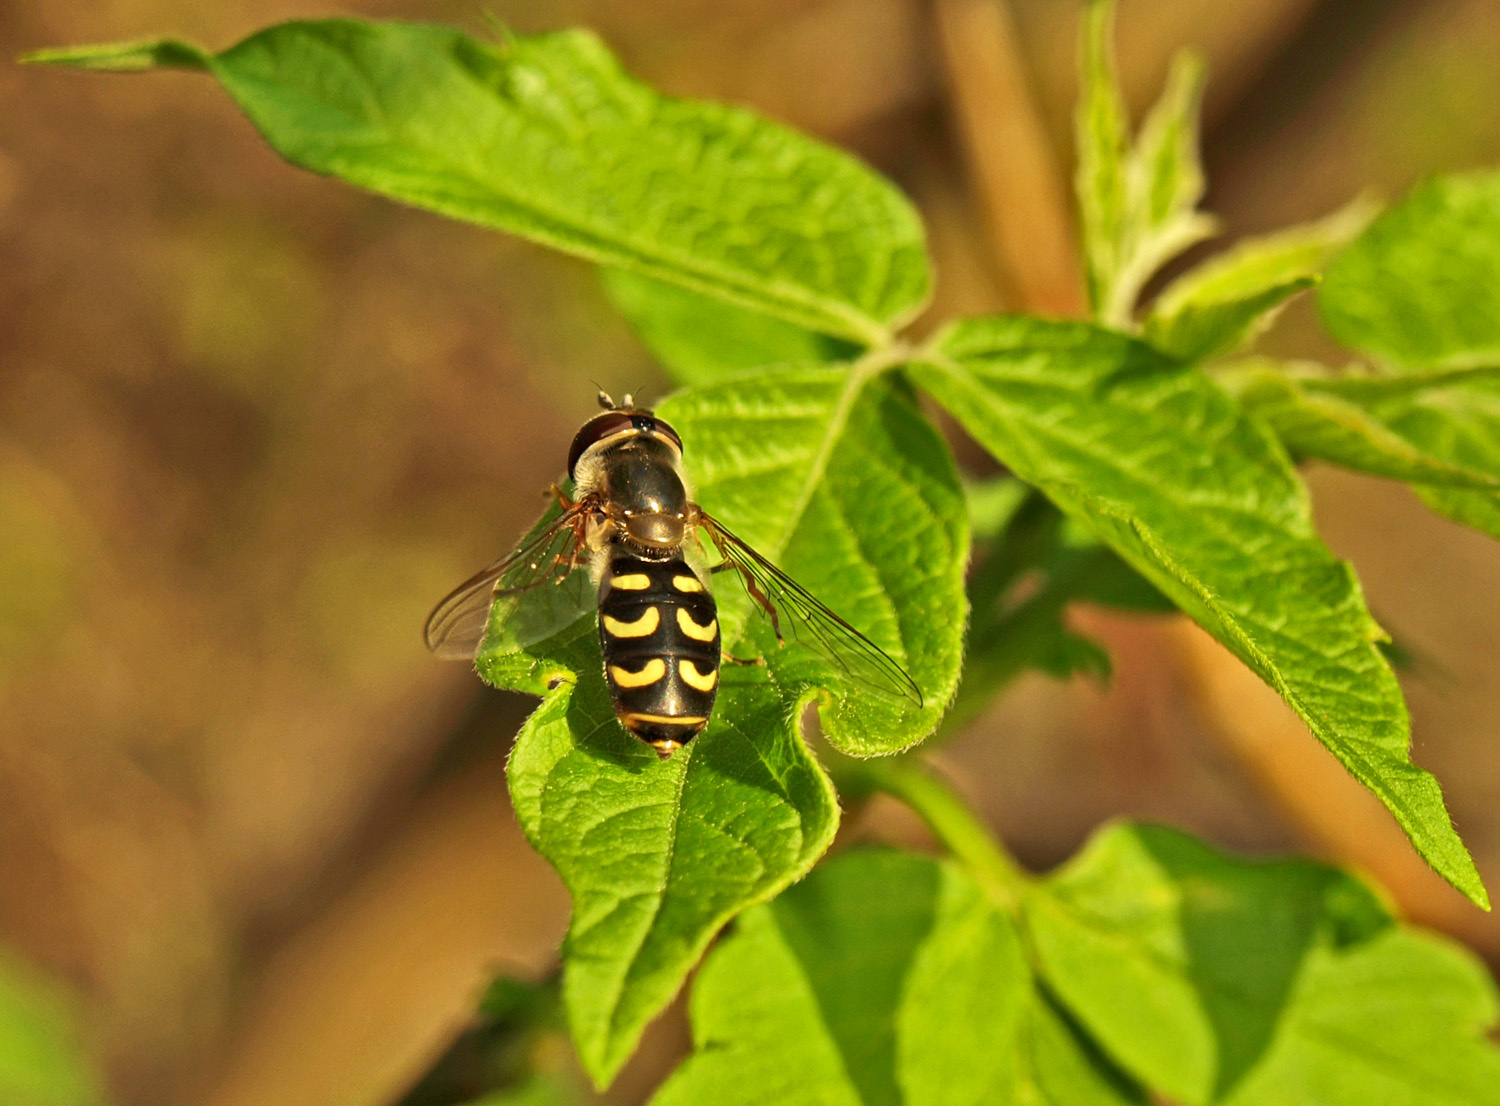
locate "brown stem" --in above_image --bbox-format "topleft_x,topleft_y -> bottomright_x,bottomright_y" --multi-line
932,0 -> 1086,317
198,749 -> 572,1106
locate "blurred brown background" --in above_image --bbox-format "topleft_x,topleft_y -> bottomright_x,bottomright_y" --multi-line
3,1 -> 1499,1103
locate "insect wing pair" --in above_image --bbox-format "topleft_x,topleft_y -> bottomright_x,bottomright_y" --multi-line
425,501 -> 922,700
424,400 -> 922,753
424,495 -> 596,659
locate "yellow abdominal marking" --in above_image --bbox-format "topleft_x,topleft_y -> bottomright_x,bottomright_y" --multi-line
672,574 -> 703,593
602,607 -> 660,638
623,712 -> 707,727
679,659 -> 718,692
610,659 -> 666,688
610,573 -> 651,590
676,608 -> 718,641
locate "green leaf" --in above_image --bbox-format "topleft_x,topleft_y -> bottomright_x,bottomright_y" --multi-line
1320,171 -> 1500,370
0,951 -> 105,1106
964,475 -> 1033,543
1075,0 -> 1130,322
1224,362 -> 1500,485
1309,370 -> 1500,540
651,850 -> 1144,1106
1147,277 -> 1314,364
1229,363 -> 1500,539
1022,995 -> 1150,1106
504,631 -> 839,1088
1028,823 -> 1500,1106
1224,363 -> 1500,540
1218,929 -> 1500,1106
1076,1 -> 1216,327
910,316 -> 1487,907
397,976 -> 575,1106
602,269 -> 859,386
22,37 -> 207,70
36,21 -> 929,346
486,366 -> 967,1085
1144,198 -> 1378,362
658,367 -> 968,754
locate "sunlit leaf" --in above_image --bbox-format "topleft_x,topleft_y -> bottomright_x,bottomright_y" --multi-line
602,269 -> 858,386
33,21 -> 930,346
1143,197 -> 1377,362
1076,1 -> 1215,326
912,317 -> 1486,906
1029,824 -> 1500,1106
652,851 -> 1144,1106
482,367 -> 966,1085
1320,172 -> 1500,371
1229,363 -> 1500,540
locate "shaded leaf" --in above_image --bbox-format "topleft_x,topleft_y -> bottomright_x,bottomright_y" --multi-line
1144,198 -> 1377,362
37,21 -> 929,345
397,977 -> 572,1106
602,269 -> 858,386
911,316 -> 1486,906
1076,1 -> 1215,326
964,475 -> 1033,543
1320,171 -> 1500,370
1029,823 -> 1500,1106
652,851 -> 1143,1106
482,368 -> 966,1084
954,491 -> 1174,725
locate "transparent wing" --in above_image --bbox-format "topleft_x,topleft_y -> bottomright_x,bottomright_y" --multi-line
424,503 -> 593,660
699,512 -> 923,707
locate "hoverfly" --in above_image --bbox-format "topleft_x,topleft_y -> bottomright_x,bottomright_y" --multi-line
425,391 -> 922,758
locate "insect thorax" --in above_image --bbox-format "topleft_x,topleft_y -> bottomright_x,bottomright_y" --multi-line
598,550 -> 720,758
576,435 -> 691,553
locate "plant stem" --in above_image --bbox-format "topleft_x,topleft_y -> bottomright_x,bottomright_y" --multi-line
933,0 -> 1086,316
849,757 -> 1030,911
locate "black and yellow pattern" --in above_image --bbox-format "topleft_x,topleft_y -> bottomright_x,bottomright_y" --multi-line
599,551 -> 720,756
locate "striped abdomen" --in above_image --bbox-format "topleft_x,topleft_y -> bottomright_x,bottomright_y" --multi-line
598,551 -> 720,757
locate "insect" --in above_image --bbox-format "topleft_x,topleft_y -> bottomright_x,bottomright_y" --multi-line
424,391 -> 922,758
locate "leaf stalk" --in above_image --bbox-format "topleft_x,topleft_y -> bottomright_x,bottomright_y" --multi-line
849,757 -> 1030,911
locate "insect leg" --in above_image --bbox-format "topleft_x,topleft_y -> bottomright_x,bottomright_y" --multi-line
548,495 -> 599,583
699,518 -> 785,642
734,563 -> 783,642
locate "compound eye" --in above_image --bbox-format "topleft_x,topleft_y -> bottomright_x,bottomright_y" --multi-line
652,417 -> 684,453
567,411 -> 635,477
